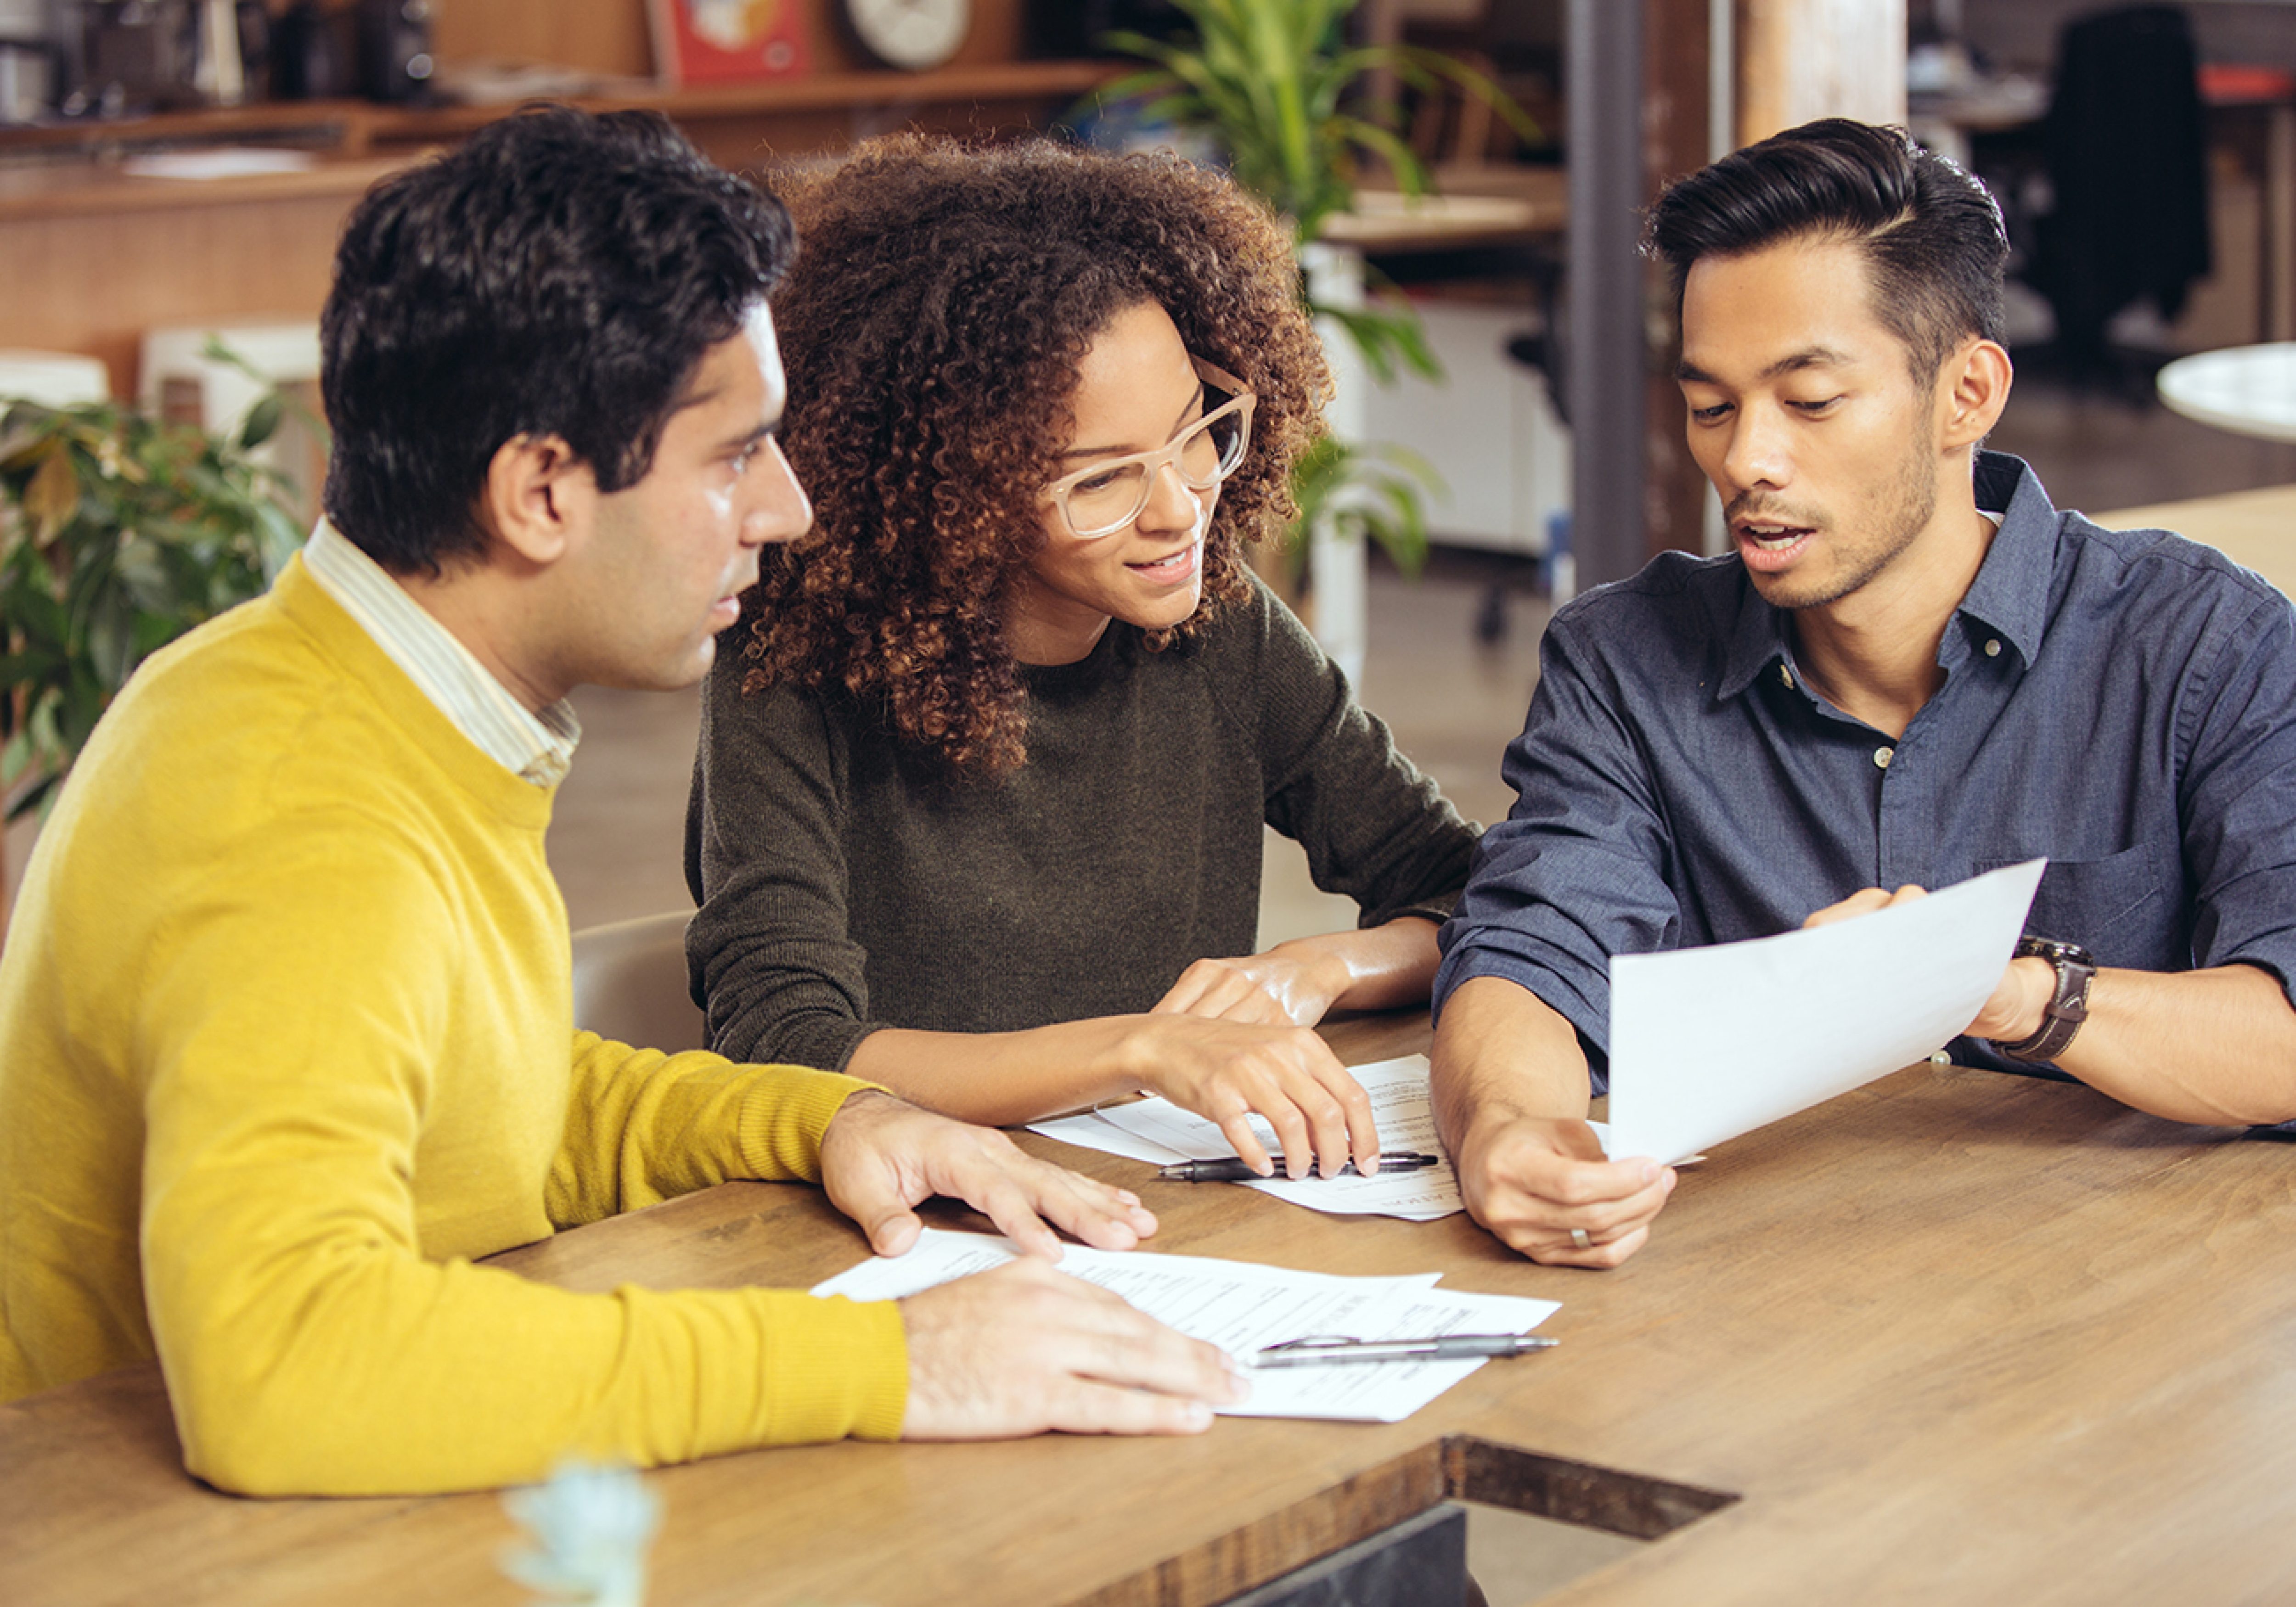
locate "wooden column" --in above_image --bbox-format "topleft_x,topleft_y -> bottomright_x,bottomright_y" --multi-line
1736,0 -> 1908,147
1643,0 -> 1719,564
1565,0 -> 1647,590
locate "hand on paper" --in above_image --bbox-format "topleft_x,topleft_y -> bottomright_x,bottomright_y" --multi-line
1801,885 -> 2050,1045
1801,885 -> 1930,928
897,1257 -> 1246,1438
1454,1111 -> 1676,1269
1152,947 -> 1349,1028
819,1090 -> 1159,1259
1125,1015 -> 1380,1179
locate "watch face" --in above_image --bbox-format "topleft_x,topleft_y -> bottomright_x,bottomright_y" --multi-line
844,0 -> 971,70
2017,936 -> 2096,966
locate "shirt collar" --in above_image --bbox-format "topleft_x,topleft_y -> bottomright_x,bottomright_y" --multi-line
1715,450 -> 2057,700
299,519 -> 581,787
1951,450 -> 2057,667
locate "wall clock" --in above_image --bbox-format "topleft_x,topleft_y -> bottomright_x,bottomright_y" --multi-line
842,0 -> 971,71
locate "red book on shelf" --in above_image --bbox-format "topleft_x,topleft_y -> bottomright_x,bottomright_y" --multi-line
649,0 -> 812,87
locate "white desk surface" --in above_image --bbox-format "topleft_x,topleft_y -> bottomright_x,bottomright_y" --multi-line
2156,343 -> 2296,443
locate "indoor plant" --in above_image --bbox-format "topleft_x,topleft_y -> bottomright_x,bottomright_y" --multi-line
0,359 -> 306,823
1102,0 -> 1535,575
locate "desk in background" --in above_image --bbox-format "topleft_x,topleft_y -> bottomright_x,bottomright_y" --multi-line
2100,480 -> 2296,597
6,1010 -> 2296,1605
2156,342 -> 2296,444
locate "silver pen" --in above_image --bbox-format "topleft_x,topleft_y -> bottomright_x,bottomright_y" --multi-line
1250,1333 -> 1558,1367
1154,1152 -> 1441,1183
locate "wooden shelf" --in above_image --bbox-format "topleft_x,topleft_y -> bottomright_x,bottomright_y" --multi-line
0,155 -> 411,224
0,60 -> 1122,398
0,62 -> 1120,162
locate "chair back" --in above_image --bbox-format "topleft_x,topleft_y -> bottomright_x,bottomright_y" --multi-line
569,910 -> 707,1053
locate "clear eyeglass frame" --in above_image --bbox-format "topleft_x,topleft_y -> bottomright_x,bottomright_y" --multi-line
1039,357 -> 1257,540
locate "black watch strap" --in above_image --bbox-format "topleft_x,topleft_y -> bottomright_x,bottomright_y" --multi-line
1998,937 -> 2097,1063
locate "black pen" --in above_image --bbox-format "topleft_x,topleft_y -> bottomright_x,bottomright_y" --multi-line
1154,1152 -> 1443,1182
1251,1334 -> 1558,1367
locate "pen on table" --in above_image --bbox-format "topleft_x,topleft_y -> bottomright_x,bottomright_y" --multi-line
1154,1152 -> 1443,1183
1250,1334 -> 1558,1367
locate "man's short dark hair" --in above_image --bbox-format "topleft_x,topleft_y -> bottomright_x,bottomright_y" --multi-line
1645,118 -> 2009,385
320,105 -> 796,574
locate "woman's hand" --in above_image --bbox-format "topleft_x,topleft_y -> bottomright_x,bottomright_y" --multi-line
1150,947 -> 1351,1028
1120,1015 -> 1379,1179
1150,919 -> 1446,1029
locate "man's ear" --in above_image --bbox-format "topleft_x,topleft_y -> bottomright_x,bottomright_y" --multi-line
475,433 -> 591,568
1939,337 -> 2013,451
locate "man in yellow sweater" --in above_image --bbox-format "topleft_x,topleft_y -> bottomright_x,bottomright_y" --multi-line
0,106 -> 1240,1495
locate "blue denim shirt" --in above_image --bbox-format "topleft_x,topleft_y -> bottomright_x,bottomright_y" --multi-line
1437,452 -> 2296,1089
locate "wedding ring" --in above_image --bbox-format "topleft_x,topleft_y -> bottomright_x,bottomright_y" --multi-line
1569,1228 -> 1592,1250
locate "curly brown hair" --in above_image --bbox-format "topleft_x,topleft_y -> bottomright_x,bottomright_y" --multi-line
744,133 -> 1330,775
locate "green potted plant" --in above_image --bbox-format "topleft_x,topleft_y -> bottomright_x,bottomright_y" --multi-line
1102,0 -> 1537,579
0,360 -> 307,827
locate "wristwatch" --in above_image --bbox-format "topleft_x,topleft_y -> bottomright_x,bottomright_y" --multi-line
1998,937 -> 2096,1063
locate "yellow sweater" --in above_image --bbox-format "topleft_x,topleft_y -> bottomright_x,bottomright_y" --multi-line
0,559 -> 907,1494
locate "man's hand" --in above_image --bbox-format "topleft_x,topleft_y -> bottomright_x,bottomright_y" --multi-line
1124,1016 -> 1380,1179
1431,975 -> 1671,1268
1453,1109 -> 1675,1268
819,1090 -> 1158,1259
1152,948 -> 1350,1028
1800,884 -> 1927,930
1801,886 -> 2051,1044
899,1258 -> 1246,1439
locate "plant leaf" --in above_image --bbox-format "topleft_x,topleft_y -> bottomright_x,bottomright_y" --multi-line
6,767 -> 62,824
24,447 -> 79,543
238,394 -> 284,453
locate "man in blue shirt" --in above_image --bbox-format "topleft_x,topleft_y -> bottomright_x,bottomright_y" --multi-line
1431,118 -> 2296,1267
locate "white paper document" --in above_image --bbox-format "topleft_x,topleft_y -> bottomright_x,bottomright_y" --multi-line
1029,1054 -> 1463,1221
1604,859 -> 2046,1166
122,147 -> 320,180
810,1228 -> 1558,1422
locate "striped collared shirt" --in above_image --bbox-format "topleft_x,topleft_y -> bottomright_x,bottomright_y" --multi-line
300,520 -> 581,788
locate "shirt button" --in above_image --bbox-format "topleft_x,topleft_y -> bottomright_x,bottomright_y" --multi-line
1930,1050 -> 1951,1065
1780,665 -> 1794,689
1875,746 -> 1894,769
1985,639 -> 2002,658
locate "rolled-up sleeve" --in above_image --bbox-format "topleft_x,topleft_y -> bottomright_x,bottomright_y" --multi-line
1435,604 -> 1683,1081
2178,589 -> 2296,1000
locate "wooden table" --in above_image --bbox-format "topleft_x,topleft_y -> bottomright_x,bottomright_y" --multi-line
5,1011 -> 2294,1605
2099,481 -> 2296,598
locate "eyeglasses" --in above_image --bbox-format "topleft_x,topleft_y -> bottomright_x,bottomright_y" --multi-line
1040,358 -> 1256,539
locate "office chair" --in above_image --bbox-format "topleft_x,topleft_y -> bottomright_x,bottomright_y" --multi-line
2029,4 -> 2211,388
568,910 -> 708,1053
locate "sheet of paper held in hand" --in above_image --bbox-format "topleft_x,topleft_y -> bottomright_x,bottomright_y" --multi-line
1029,1054 -> 1462,1221
1604,858 -> 2047,1167
811,1228 -> 1558,1422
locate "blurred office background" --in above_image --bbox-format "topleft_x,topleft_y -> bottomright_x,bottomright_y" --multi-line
2,0 -> 2294,957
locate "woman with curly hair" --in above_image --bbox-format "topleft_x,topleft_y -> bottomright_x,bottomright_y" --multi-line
684,134 -> 1478,1178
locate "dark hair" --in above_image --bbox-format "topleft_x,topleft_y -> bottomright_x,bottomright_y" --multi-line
320,104 -> 796,574
1645,118 -> 2008,383
744,134 -> 1328,777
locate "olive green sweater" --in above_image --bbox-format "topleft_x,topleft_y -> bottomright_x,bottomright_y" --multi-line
686,573 -> 1478,1072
